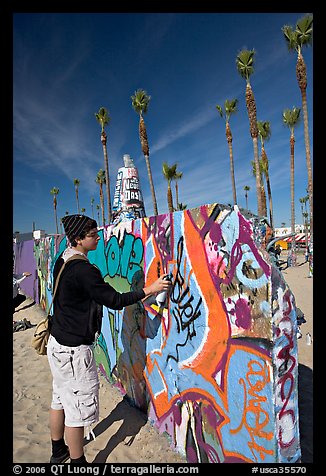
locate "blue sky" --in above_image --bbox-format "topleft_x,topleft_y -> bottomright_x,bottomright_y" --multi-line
13,12 -> 313,234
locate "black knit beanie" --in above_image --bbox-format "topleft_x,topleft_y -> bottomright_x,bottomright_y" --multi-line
61,214 -> 97,243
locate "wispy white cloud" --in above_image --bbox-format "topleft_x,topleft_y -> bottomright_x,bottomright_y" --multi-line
151,107 -> 218,155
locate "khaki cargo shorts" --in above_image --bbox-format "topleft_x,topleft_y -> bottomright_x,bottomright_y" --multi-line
47,335 -> 99,427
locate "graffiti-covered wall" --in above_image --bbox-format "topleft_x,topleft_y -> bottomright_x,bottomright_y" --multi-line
13,204 -> 301,463
13,239 -> 39,303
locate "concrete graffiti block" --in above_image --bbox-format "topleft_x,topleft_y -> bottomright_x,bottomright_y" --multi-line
14,204 -> 300,463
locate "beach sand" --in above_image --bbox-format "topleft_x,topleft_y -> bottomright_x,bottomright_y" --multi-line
13,253 -> 313,463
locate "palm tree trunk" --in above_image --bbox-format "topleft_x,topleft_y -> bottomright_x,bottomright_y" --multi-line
226,124 -> 237,205
261,185 -> 267,217
245,84 -> 263,216
101,132 -> 112,224
175,182 -> 179,209
139,115 -> 158,216
145,155 -> 158,216
167,183 -> 174,212
301,88 -> 313,237
253,137 -> 263,216
265,173 -> 274,230
99,185 -> 105,227
304,215 -> 309,249
296,53 -> 313,237
290,135 -> 296,261
261,148 -> 274,229
75,190 -> 80,214
54,199 -> 58,235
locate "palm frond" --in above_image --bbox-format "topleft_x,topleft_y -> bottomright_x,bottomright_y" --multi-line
296,14 -> 313,47
282,25 -> 298,51
257,121 -> 271,142
216,105 -> 224,118
236,49 -> 255,81
131,89 -> 151,115
95,169 -> 106,184
282,107 -> 301,127
162,162 -> 177,181
95,107 -> 110,132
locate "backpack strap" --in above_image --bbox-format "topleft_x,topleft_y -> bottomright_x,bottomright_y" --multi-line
49,254 -> 89,313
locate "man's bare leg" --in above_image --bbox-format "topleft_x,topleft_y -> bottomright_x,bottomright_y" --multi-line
65,426 -> 85,460
49,408 -> 65,440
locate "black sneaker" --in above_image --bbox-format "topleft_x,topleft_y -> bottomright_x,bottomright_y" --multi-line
70,454 -> 88,464
50,448 -> 70,463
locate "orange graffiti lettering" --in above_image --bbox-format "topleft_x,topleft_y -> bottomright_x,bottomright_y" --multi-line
230,359 -> 274,461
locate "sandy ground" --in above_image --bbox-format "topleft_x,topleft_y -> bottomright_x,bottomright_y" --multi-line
13,253 -> 313,464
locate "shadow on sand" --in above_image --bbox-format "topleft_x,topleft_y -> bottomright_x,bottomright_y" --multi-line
298,364 -> 313,463
84,395 -> 148,463
15,300 -> 36,312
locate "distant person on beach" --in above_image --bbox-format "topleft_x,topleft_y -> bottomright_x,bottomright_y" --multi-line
305,246 -> 309,263
274,244 -> 282,265
47,214 -> 171,464
275,244 -> 282,258
13,271 -> 32,312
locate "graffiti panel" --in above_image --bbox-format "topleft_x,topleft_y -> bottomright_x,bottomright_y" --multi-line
13,204 -> 300,463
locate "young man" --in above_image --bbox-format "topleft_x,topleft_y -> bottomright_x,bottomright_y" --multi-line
47,214 -> 171,464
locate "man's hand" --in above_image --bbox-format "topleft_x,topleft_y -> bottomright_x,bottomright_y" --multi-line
143,275 -> 172,297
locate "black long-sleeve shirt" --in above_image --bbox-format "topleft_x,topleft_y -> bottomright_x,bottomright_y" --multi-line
51,256 -> 145,346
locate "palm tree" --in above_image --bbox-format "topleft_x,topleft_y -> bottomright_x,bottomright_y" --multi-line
251,160 -> 267,217
244,185 -> 250,210
216,98 -> 239,205
177,202 -> 187,211
90,197 -> 95,218
162,162 -> 177,212
81,208 -> 86,215
282,14 -> 313,236
236,49 -> 263,217
131,89 -> 158,216
95,169 -> 106,227
303,194 -> 310,226
299,197 -> 305,219
95,107 -> 112,224
174,170 -> 183,210
300,196 -> 309,248
257,120 -> 274,230
50,187 -> 59,235
283,106 -> 301,261
96,204 -> 100,224
73,178 -> 80,214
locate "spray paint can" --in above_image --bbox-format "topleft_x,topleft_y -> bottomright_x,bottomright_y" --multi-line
305,332 -> 312,345
156,273 -> 173,307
